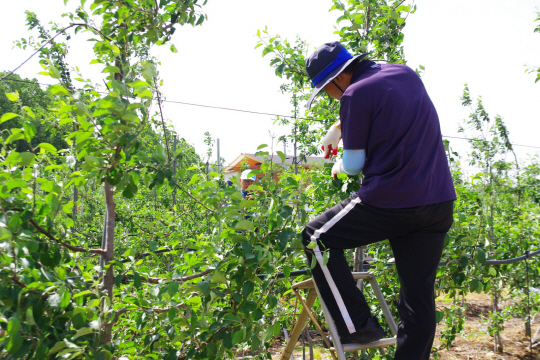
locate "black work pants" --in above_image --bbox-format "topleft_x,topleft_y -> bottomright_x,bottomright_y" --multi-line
301,194 -> 453,360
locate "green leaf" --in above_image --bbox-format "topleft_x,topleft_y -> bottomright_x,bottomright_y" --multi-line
6,331 -> 23,354
257,144 -> 268,150
435,310 -> 444,323
278,229 -> 296,248
38,143 -> 58,154
488,267 -> 497,276
206,343 -> 217,358
60,289 -> 71,309
475,248 -> 487,264
168,281 -> 179,297
23,106 -> 35,119
133,270 -> 141,289
137,88 -> 153,99
275,63 -> 285,77
23,122 -> 36,141
0,228 -> 12,240
49,66 -> 62,79
7,317 -> 20,336
26,307 -> 36,326
170,44 -> 178,53
235,220 -> 254,231
0,113 -> 18,124
310,255 -> 317,269
252,308 -> 263,321
75,102 -> 90,116
5,131 -> 24,144
48,341 -> 67,355
242,281 -> 254,297
198,281 -> 210,296
102,66 -> 121,73
211,270 -> 227,284
84,155 -> 100,167
49,85 -> 70,96
278,206 -> 293,219
16,152 -> 34,166
276,150 -> 286,163
239,199 -> 256,209
5,92 -> 19,101
322,251 -> 330,266
6,179 -> 26,190
72,327 -> 94,340
470,279 -> 479,292
232,330 -> 242,346
272,321 -> 281,336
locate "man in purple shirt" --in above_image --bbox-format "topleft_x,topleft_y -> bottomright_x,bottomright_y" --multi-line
302,41 -> 456,360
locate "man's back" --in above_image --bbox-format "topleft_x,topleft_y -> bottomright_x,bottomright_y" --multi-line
340,61 -> 456,208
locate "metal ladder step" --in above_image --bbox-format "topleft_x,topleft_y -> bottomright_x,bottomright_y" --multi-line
331,336 -> 397,352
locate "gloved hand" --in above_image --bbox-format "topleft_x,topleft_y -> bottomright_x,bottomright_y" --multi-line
322,123 -> 341,159
331,159 -> 344,178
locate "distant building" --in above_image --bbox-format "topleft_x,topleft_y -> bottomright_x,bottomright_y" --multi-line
222,153 -> 332,181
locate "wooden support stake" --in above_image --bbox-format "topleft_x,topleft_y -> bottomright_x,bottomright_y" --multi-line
281,289 -> 317,360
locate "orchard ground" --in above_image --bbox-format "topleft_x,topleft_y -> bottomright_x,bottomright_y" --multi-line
270,292 -> 540,360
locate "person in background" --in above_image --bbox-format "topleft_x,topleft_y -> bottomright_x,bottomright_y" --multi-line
240,169 -> 256,199
301,41 -> 456,360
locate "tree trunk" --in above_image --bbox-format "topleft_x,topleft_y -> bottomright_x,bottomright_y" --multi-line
102,181 -> 116,344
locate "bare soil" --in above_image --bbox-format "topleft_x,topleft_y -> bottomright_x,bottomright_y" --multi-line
270,292 -> 540,359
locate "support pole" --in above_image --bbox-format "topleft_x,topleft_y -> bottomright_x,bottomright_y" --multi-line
493,292 -> 503,353
293,94 -> 298,175
169,136 -> 177,272
100,209 -> 107,272
72,161 -> 78,229
217,138 -> 221,174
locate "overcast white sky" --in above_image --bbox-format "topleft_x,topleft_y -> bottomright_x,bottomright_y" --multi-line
1,0 -> 540,171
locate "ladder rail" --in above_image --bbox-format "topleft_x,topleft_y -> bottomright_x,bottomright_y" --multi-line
313,281 -> 348,360
280,269 -> 398,360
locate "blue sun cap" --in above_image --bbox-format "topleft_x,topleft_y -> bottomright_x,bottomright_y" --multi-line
240,170 -> 256,181
305,41 -> 367,109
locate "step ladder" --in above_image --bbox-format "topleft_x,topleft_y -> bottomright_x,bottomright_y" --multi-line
280,248 -> 398,360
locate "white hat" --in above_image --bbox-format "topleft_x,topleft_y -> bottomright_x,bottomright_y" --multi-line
240,170 -> 256,181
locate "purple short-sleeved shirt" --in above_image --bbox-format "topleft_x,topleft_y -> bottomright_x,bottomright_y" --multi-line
340,61 -> 456,208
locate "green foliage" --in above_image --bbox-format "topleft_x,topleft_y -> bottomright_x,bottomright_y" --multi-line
0,2 -> 539,359
0,73 -> 68,153
439,304 -> 466,350
525,11 -> 540,83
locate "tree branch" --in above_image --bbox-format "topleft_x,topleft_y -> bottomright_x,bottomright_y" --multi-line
175,184 -> 216,213
126,269 -> 211,284
154,82 -> 171,161
1,23 -> 113,81
29,219 -> 106,254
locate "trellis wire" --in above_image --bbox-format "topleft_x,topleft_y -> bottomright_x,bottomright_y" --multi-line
3,77 -> 540,151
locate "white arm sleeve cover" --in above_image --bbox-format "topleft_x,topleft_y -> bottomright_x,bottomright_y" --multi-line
342,149 -> 366,175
